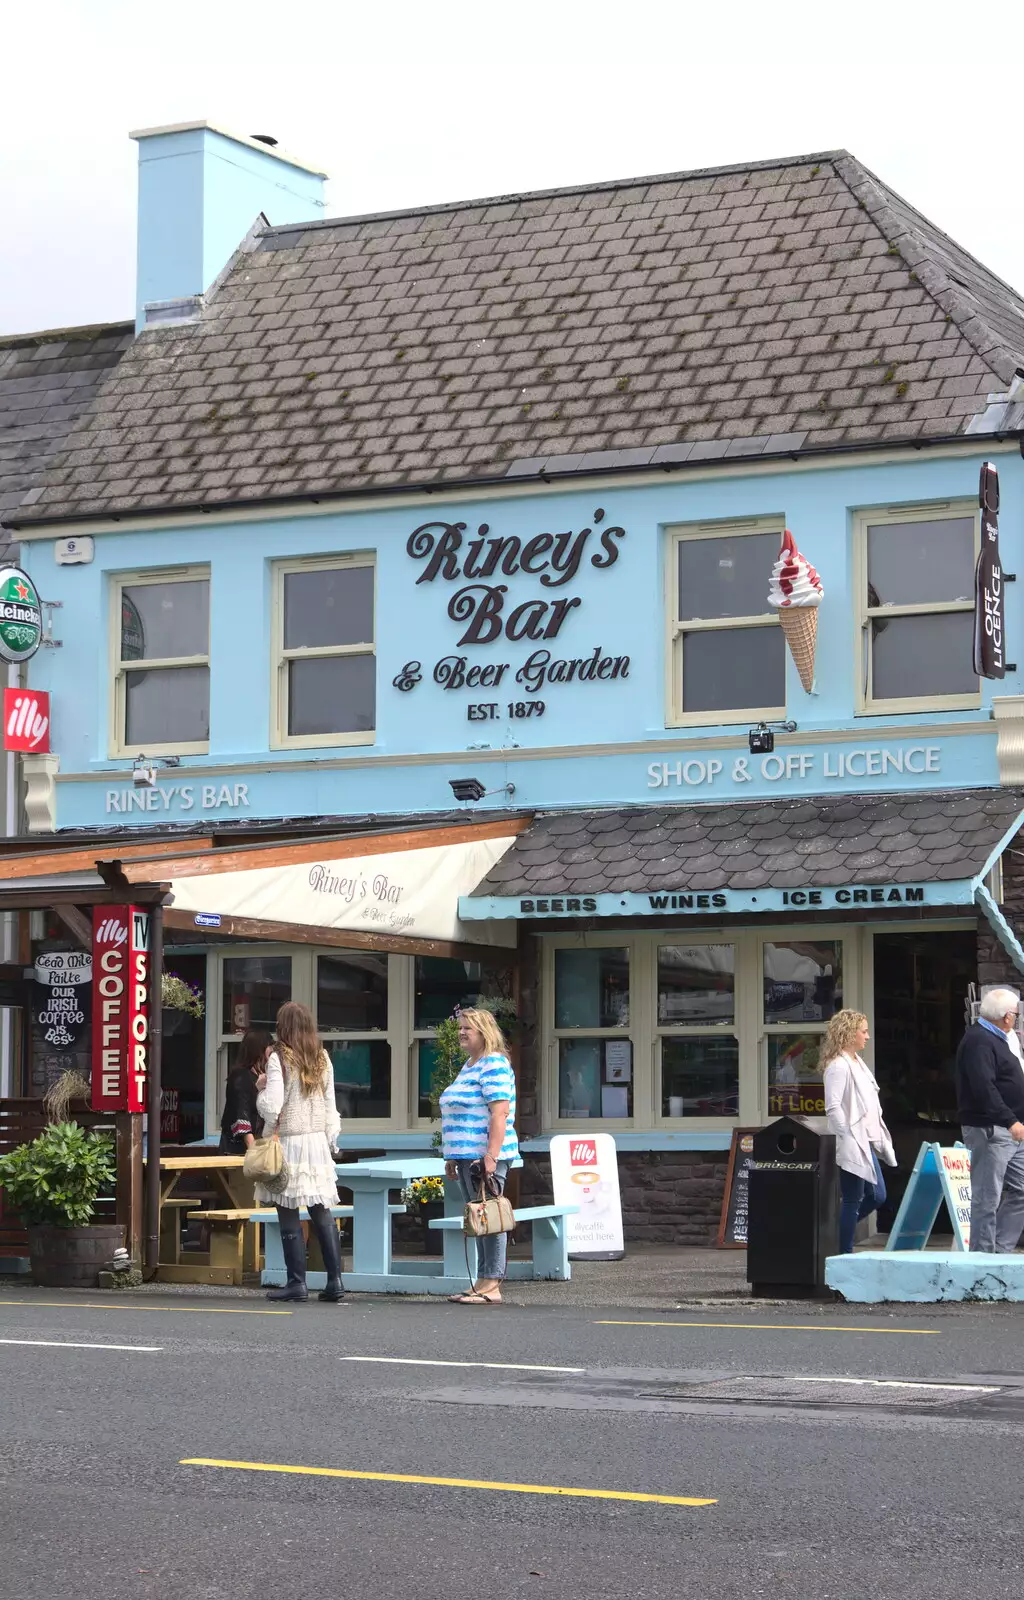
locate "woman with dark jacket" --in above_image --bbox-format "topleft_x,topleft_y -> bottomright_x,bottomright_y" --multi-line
219,1030 -> 274,1153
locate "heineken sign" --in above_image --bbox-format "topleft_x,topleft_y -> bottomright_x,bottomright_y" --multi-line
0,567 -> 42,663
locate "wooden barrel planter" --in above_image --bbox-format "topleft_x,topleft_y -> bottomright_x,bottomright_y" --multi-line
27,1224 -> 126,1288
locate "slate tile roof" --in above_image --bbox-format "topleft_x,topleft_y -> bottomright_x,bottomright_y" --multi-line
12,150 -> 1024,528
473,790 -> 1024,897
0,322 -> 134,547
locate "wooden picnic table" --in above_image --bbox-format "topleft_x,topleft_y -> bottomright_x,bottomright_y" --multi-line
145,1154 -> 258,1284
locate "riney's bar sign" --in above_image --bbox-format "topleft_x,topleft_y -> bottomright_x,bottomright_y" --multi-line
459,881 -> 974,920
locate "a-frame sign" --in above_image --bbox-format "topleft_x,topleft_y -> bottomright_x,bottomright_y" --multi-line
885,1142 -> 972,1252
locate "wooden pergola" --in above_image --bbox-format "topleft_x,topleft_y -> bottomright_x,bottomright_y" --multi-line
0,815 -> 526,1276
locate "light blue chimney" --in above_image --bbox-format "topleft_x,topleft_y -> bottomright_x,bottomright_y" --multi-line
130,121 -> 327,332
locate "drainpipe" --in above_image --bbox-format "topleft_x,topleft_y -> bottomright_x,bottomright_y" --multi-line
144,902 -> 164,1276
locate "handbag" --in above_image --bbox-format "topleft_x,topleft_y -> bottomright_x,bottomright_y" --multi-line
243,1134 -> 289,1193
463,1170 -> 515,1237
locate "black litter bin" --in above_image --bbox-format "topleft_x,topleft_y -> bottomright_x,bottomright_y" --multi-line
747,1115 -> 838,1298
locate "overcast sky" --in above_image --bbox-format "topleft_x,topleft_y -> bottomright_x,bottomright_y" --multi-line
5,0 -> 1024,336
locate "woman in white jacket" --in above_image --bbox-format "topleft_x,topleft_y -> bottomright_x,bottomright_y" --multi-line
822,1009 -> 897,1254
256,1001 -> 345,1302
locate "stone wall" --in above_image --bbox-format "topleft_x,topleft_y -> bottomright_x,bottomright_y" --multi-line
518,1148 -> 728,1245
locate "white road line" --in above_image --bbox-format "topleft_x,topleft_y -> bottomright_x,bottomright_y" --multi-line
0,1338 -> 161,1353
747,1375 -> 999,1393
340,1356 -> 585,1374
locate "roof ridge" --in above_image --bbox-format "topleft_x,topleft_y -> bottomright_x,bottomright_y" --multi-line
831,153 -> 1024,388
261,149 -> 851,238
0,319 -> 134,350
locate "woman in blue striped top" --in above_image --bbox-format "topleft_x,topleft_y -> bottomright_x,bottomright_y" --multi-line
440,1007 -> 520,1305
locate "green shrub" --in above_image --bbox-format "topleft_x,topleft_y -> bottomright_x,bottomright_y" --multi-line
0,1121 -> 116,1228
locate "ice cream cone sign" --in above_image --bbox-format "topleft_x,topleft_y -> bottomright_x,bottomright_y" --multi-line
767,529 -> 823,693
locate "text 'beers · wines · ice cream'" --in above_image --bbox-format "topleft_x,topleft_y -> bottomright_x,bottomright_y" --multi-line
767,529 -> 824,693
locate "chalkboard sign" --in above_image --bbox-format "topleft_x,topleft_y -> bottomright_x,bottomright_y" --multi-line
717,1127 -> 760,1248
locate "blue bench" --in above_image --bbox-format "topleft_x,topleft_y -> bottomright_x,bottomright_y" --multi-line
429,1203 -> 578,1282
259,1203 -> 405,1290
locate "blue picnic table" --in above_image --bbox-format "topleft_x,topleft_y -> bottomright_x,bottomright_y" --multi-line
259,1155 -> 577,1295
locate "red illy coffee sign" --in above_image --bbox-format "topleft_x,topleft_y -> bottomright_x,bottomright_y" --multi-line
91,906 -> 150,1112
3,688 -> 50,752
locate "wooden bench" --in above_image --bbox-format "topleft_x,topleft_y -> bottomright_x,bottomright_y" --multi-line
428,1203 -> 579,1281
159,1198 -> 195,1267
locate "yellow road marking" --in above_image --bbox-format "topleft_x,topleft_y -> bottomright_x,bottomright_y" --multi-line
595,1320 -> 938,1335
0,1300 -> 291,1317
182,1457 -> 716,1507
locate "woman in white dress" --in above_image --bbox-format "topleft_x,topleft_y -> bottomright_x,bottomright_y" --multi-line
256,1001 -> 345,1303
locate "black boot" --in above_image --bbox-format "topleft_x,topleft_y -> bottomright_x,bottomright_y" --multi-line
267,1227 -> 308,1302
310,1206 -> 346,1303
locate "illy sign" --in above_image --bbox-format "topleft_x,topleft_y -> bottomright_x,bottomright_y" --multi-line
90,907 -> 150,1112
550,1132 -> 625,1261
3,688 -> 50,752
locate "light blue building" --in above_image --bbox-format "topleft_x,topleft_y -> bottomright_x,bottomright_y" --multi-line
6,124 -> 1024,1234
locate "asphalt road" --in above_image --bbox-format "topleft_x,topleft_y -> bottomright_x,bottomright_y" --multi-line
2,1289 -> 1024,1599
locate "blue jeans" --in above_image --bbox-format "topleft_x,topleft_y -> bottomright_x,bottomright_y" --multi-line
456,1158 -> 510,1281
839,1151 -> 886,1254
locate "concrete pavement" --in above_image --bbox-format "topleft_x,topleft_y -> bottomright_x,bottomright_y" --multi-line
2,1283 -> 1024,1598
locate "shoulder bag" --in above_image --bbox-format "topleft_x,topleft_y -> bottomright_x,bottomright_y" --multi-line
242,1133 -> 290,1192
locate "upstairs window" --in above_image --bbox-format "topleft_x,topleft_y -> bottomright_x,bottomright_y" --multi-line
667,519 -> 786,725
856,504 -> 979,712
112,569 -> 210,755
272,555 -> 376,748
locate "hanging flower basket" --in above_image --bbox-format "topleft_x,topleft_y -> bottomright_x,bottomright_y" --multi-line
161,973 -> 204,1017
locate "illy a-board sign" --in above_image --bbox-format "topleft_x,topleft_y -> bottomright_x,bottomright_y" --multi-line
550,1133 -> 625,1260
90,906 -> 150,1113
0,566 -> 43,664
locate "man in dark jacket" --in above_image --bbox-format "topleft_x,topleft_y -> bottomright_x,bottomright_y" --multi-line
955,988 -> 1024,1252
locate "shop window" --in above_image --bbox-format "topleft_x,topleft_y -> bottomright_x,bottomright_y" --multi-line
667,520 -> 785,725
553,947 -> 631,1119
272,555 -> 375,747
763,940 -> 843,1118
658,944 -> 735,1024
317,954 -> 390,1119
112,569 -> 210,755
554,947 -> 629,1029
327,1039 -> 392,1120
661,1035 -> 739,1118
657,944 -> 737,1119
413,956 -> 515,1117
856,505 -> 979,712
767,1033 -> 825,1118
559,1039 -> 633,1119
317,952 -> 387,1032
763,940 -> 842,1023
221,955 -> 292,1035
160,953 -> 207,1144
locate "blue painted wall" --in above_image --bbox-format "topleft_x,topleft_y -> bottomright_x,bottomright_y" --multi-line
23,446 -> 1023,831
133,127 -> 325,329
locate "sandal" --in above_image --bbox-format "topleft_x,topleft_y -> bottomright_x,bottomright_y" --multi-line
449,1290 -> 502,1305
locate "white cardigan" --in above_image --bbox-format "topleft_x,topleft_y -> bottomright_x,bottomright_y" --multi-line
823,1052 -> 896,1182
